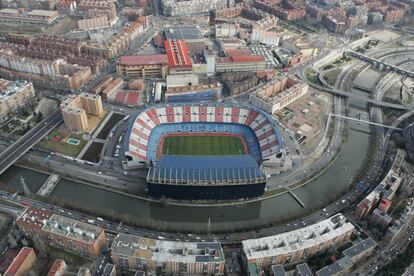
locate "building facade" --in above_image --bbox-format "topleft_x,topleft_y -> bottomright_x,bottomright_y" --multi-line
242,214 -> 354,269
111,233 -> 225,275
162,0 -> 233,16
116,55 -> 169,79
16,208 -> 107,258
60,93 -> 103,132
5,247 -> 37,276
249,76 -> 309,114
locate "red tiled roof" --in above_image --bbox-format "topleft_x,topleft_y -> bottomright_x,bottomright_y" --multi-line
5,247 -> 34,275
230,55 -> 265,62
117,54 -> 168,66
47,259 -> 67,276
216,55 -> 265,63
164,39 -> 192,68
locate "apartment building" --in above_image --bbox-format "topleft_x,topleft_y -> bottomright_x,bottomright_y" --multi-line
161,0 -> 233,16
316,238 -> 377,276
84,19 -> 146,59
16,207 -> 107,258
111,233 -> 225,275
0,46 -> 92,90
282,38 -> 318,57
4,247 -> 37,276
0,79 -> 35,115
242,214 -> 354,269
47,259 -> 67,276
78,16 -> 111,30
249,76 -> 309,114
253,0 -> 306,21
102,78 -> 123,99
60,93 -> 103,132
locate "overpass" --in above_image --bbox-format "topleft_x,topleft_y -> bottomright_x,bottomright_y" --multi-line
313,72 -> 413,110
0,109 -> 63,175
345,50 -> 414,79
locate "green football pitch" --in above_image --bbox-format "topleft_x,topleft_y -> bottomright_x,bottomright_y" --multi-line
162,135 -> 246,156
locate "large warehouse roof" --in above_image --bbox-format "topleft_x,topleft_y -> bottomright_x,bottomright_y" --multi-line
164,39 -> 192,68
165,25 -> 203,41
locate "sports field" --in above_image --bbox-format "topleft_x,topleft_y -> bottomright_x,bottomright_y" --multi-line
162,135 -> 246,156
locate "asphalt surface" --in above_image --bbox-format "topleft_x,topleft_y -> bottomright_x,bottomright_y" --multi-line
0,110 -> 62,175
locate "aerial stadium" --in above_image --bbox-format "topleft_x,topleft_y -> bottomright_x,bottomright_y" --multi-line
124,103 -> 285,200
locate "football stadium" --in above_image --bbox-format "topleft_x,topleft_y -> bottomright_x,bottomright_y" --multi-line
125,103 -> 285,200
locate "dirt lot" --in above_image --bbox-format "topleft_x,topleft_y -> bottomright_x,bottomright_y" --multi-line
0,17 -> 77,36
96,113 -> 125,140
81,142 -> 104,163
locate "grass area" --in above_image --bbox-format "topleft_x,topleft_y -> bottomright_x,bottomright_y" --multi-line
0,23 -> 43,35
305,68 -> 322,85
162,135 -> 246,156
38,129 -> 87,157
45,17 -> 77,35
47,246 -> 90,267
323,68 -> 341,86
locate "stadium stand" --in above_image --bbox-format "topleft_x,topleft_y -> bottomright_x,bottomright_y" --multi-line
125,103 -> 284,163
124,103 -> 285,200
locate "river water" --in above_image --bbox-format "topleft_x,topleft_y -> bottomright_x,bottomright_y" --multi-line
0,119 -> 370,224
0,70 -> 380,225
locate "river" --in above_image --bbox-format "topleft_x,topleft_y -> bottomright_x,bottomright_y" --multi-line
0,115 -> 370,224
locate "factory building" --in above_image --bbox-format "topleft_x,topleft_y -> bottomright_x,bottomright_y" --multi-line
116,55 -> 169,79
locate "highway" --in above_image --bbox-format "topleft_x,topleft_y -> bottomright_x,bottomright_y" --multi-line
0,110 -> 62,175
346,50 -> 414,79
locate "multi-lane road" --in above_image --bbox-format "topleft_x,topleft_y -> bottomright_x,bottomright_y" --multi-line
0,110 -> 62,175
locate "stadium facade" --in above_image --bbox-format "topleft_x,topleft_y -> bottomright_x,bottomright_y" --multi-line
125,103 -> 285,200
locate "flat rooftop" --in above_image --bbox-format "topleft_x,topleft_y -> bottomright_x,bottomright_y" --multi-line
17,207 -> 53,231
117,54 -> 168,66
343,238 -> 376,260
42,214 -> 103,244
165,25 -> 203,41
27,9 -> 59,17
0,8 -> 19,14
0,79 -> 31,102
112,233 -> 224,263
242,214 -> 354,260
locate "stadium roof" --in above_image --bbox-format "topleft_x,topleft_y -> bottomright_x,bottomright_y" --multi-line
165,25 -> 203,41
147,155 -> 266,185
